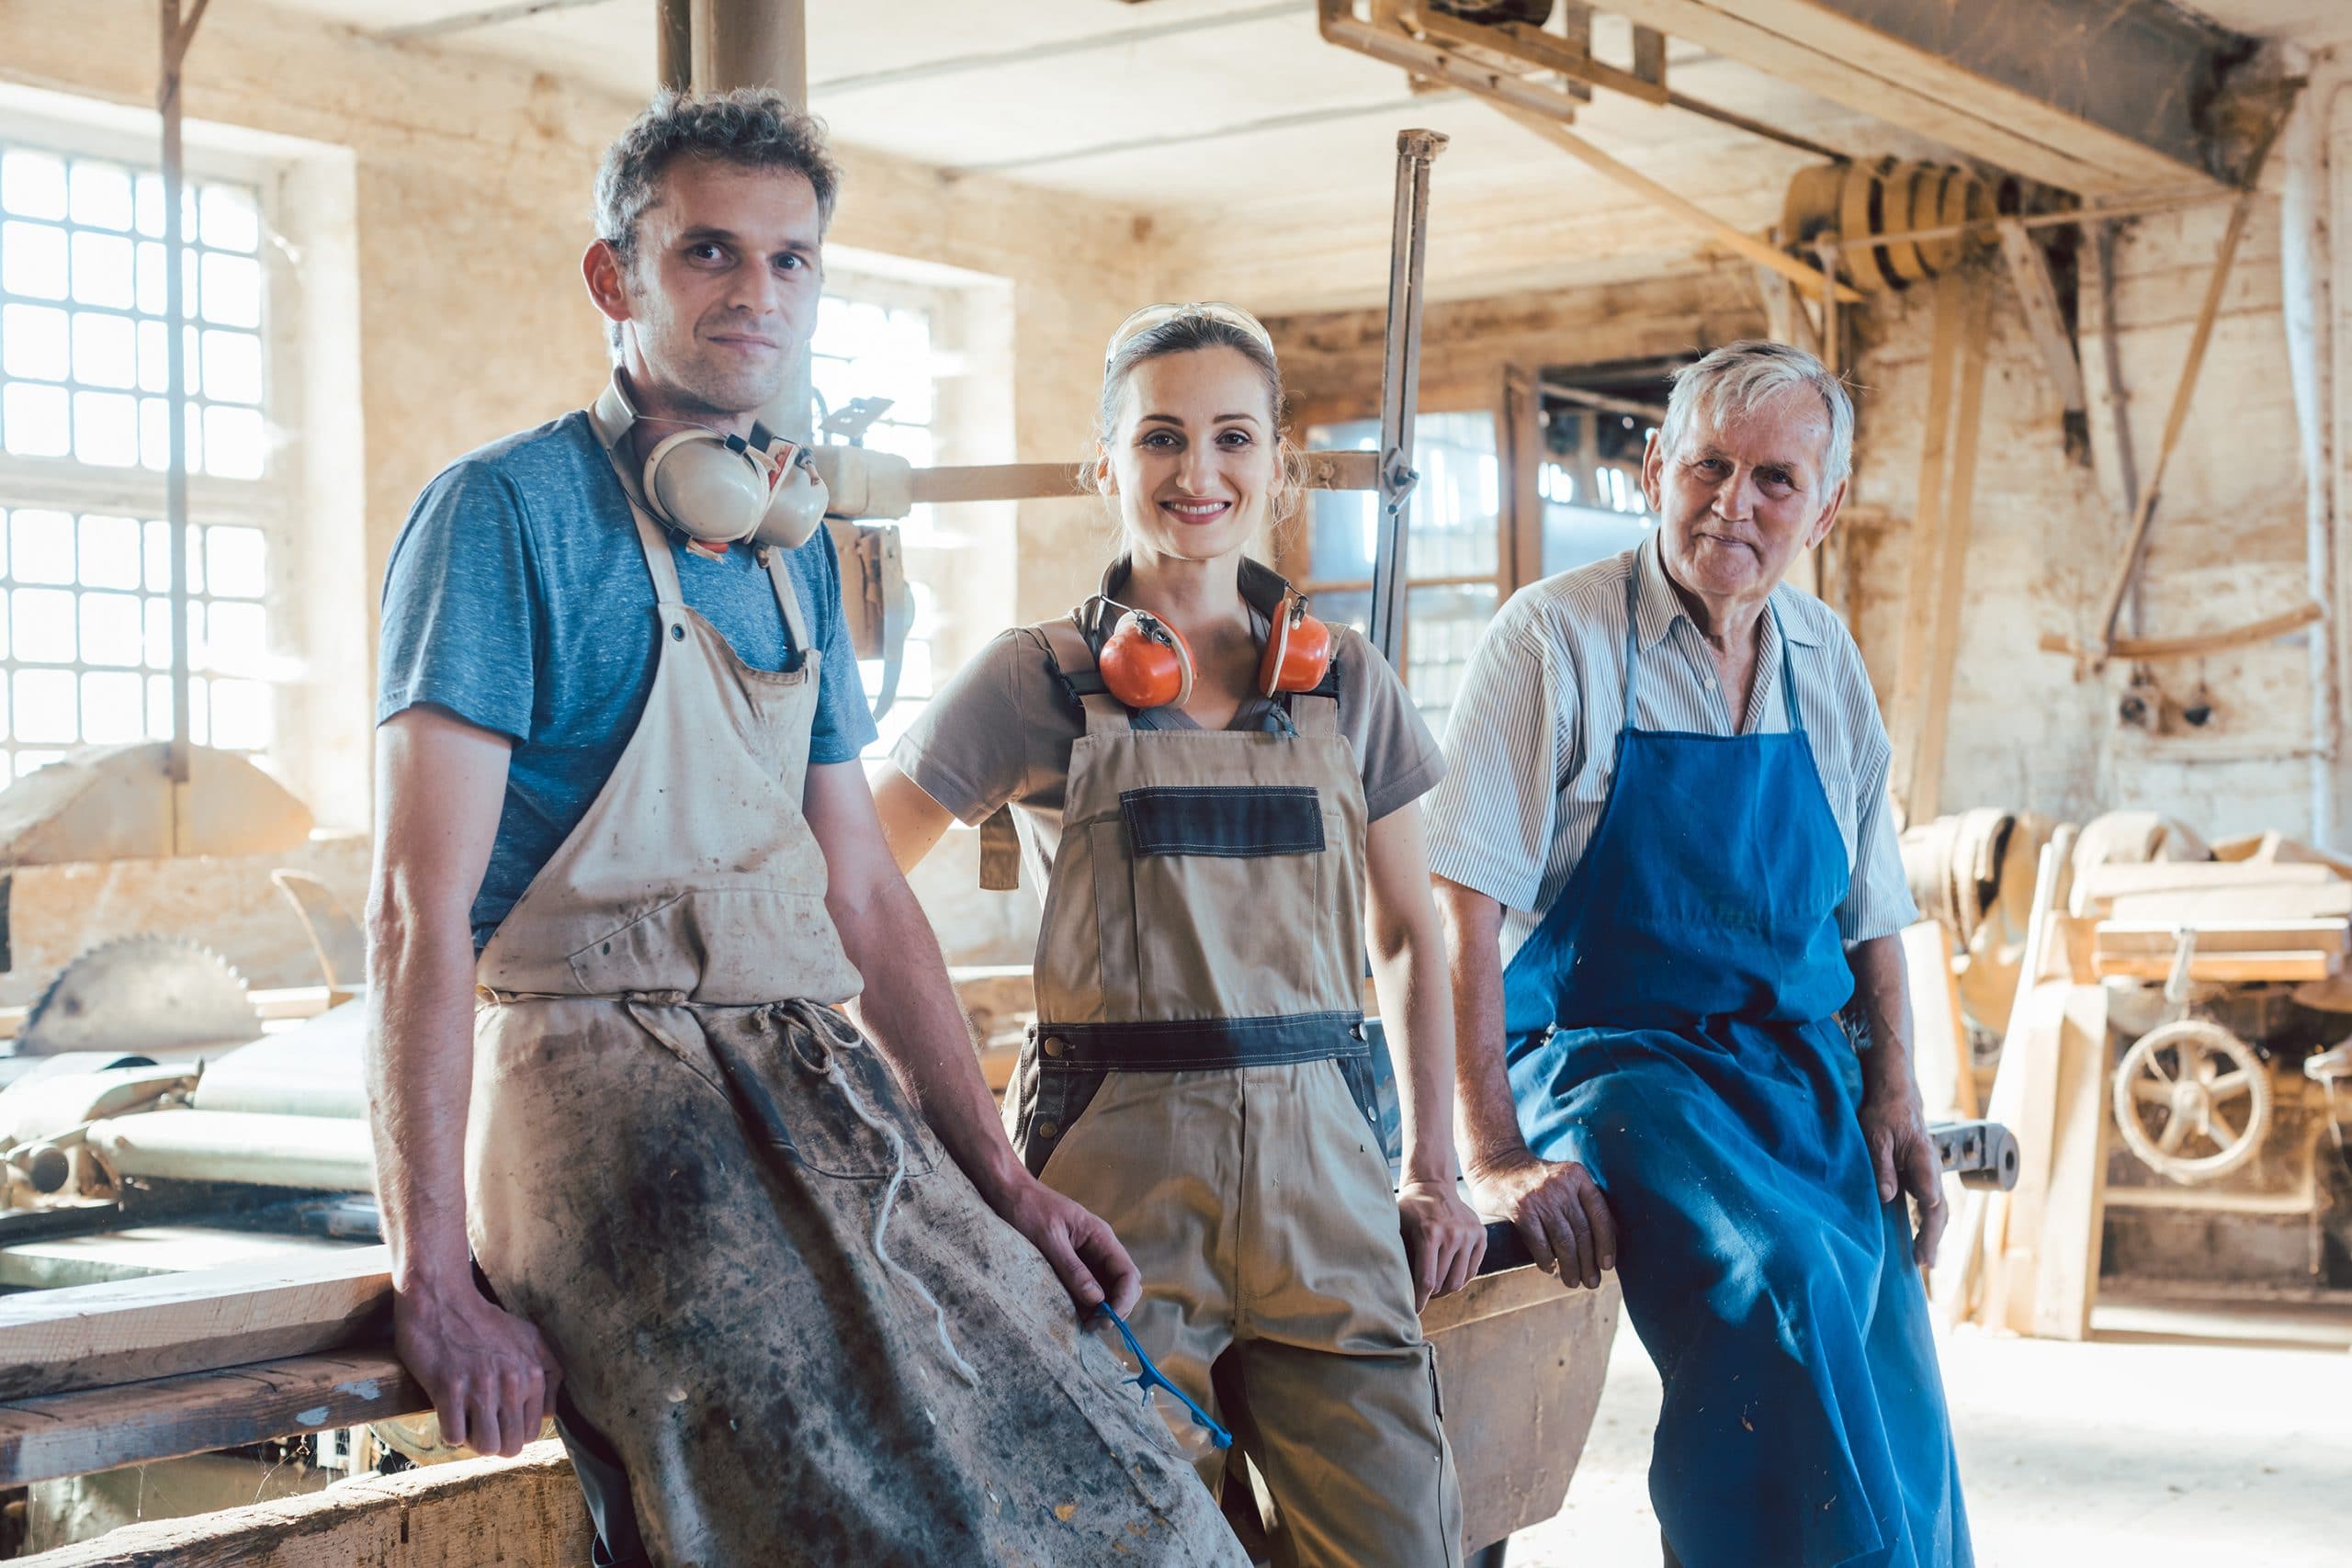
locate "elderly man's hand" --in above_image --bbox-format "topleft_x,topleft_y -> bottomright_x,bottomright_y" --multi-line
1465,1146 -> 1617,1290
1857,1082 -> 1947,1267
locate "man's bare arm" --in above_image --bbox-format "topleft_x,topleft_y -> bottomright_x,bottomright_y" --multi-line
1434,875 -> 1616,1290
366,706 -> 560,1458
1847,934 -> 1946,1265
804,760 -> 1139,1315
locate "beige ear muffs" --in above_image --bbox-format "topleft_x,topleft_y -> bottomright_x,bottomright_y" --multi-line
593,376 -> 830,552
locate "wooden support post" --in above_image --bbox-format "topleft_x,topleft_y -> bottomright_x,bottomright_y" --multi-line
1888,274 -> 1961,818
1996,218 -> 2088,437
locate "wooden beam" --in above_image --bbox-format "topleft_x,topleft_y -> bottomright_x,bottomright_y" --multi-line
1411,9 -> 1670,106
2040,599 -> 2326,663
1598,0 -> 2225,195
2092,950 -> 2338,983
0,1247 -> 390,1400
1489,104 -> 1864,303
24,1438 -> 593,1568
0,1350 -> 425,1487
1316,2 -> 1862,303
2086,182 -> 2263,659
907,448 -> 1381,505
2094,919 -> 2349,956
1996,218 -> 2086,419
1907,271 -> 1991,824
2025,983 -> 2110,1341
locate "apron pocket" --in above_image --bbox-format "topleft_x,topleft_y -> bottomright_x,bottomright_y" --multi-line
1119,784 -> 1325,857
705,1012 -> 936,1182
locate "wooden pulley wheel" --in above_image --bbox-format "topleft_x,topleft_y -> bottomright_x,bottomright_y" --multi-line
1838,156 -> 1905,292
1780,162 -> 1847,253
1939,167 -> 1994,262
1878,161 -> 1935,287
2112,1019 -> 2272,1184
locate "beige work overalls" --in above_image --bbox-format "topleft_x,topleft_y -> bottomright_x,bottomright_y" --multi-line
463,491 -> 1242,1568
1001,561 -> 1464,1568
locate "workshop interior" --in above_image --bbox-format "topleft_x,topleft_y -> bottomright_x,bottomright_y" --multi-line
0,2 -> 2348,1565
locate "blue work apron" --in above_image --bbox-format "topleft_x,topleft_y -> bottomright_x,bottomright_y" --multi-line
1500,567 -> 1971,1568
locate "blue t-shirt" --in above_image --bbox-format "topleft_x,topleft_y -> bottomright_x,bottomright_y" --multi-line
377,410 -> 878,947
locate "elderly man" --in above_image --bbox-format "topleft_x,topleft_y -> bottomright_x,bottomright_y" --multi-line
1430,341 -> 1971,1567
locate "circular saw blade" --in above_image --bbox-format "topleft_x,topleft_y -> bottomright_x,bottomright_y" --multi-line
15,934 -> 261,1057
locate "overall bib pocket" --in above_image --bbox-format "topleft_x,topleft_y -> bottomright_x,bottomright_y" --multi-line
1113,784 -> 1329,1013
704,1010 -> 936,1182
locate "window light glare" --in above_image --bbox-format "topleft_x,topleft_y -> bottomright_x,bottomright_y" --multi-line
198,252 -> 261,329
71,310 -> 137,389
2,220 -> 69,299
2,303 -> 70,382
2,382 -> 71,457
81,669 -> 144,742
1,152 -> 67,220
69,230 -> 135,310
68,162 -> 134,232
198,186 -> 259,254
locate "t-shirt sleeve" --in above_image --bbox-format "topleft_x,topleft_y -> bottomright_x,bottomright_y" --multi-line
377,460 -> 537,743
1338,630 -> 1447,822
1424,600 -> 1578,912
801,535 -> 879,765
889,629 -> 1045,825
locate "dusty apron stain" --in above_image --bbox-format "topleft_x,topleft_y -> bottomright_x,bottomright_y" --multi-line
465,489 -> 1243,1568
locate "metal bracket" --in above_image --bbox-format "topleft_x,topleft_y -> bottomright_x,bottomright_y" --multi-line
1368,128 -> 1447,668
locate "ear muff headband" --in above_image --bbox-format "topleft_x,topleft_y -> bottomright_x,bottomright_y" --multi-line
593,375 -> 830,552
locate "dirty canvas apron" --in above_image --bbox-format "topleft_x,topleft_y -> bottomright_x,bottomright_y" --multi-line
465,495 -> 1241,1568
1500,566 -> 1972,1568
999,559 -> 1464,1568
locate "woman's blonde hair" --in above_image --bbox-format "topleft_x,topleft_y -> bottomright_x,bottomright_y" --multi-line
1081,306 -> 1307,539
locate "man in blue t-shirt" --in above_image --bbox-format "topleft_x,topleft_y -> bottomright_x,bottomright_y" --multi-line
368,92 -> 1227,1568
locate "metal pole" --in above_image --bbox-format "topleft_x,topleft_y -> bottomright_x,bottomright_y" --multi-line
656,0 -> 692,95
159,0 -> 210,848
696,0 -> 813,443
1369,128 -> 1445,669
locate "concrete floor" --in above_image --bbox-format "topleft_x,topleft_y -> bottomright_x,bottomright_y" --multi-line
1506,1294 -> 2352,1566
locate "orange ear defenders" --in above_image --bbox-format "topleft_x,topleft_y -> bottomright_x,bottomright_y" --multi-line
1094,589 -> 1333,711
1097,606 -> 1195,711
1258,589 -> 1333,699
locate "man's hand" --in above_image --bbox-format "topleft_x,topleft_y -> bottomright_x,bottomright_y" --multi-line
1396,1178 -> 1487,1312
987,1173 -> 1143,1318
393,1282 -> 562,1459
1857,1082 -> 1947,1267
1466,1146 -> 1617,1290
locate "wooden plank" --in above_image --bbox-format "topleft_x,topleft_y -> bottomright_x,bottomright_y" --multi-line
2091,950 -> 2337,983
0,1350 -> 424,1488
907,448 -> 1380,505
0,1247 -> 390,1400
1900,919 -> 1975,1119
2081,860 -> 2340,906
1905,271 -> 1991,824
2040,599 -> 2326,663
1996,218 -> 2086,416
1597,0 -> 2207,195
2093,919 -> 2349,955
2026,985 -> 2110,1341
2106,884 -> 2352,924
1887,273 -> 1962,818
1983,978 -> 2070,1333
2088,178 -> 2265,658
1485,102 -> 1863,304
24,1437 -> 592,1568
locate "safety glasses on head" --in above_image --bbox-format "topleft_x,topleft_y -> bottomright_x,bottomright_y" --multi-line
1103,301 -> 1276,367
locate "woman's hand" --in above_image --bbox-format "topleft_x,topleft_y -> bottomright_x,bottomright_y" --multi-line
1396,1177 -> 1487,1311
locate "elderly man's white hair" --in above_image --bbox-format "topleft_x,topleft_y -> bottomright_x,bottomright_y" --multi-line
1658,340 -> 1854,488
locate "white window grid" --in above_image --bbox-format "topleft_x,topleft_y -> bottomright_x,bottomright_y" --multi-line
0,130 -> 284,784
811,289 -> 939,754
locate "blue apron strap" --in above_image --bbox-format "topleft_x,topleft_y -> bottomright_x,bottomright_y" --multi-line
1771,603 -> 1805,734
1618,553 -> 1644,726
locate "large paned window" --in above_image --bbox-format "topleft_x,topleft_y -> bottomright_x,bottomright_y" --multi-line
0,131 -> 277,785
1297,412 -> 1503,730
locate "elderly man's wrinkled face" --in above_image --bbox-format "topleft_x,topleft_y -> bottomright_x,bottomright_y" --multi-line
1641,384 -> 1846,606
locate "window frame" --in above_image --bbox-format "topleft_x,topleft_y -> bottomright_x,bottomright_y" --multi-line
0,108 -> 295,779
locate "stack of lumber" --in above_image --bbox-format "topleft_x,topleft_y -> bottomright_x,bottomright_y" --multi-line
2077,854 -> 2351,985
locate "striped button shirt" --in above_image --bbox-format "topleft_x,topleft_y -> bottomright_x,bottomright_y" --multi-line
1427,531 -> 1916,967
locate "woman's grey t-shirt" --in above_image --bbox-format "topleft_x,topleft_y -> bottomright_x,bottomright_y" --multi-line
890,612 -> 1445,889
